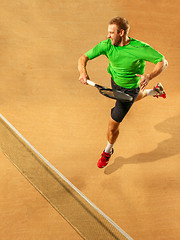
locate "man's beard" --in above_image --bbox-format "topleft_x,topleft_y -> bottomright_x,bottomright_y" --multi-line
114,36 -> 122,46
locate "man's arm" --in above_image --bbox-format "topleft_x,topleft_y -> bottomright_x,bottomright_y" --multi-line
137,58 -> 168,91
78,54 -> 90,84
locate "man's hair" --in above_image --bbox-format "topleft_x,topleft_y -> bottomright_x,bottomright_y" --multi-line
109,17 -> 130,35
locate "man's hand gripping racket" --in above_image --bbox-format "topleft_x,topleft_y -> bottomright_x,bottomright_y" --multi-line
86,80 -> 133,102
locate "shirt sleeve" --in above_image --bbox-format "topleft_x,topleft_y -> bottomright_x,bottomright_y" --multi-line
85,40 -> 109,60
140,45 -> 164,64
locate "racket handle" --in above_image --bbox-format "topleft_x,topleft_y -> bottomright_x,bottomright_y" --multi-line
87,80 -> 96,87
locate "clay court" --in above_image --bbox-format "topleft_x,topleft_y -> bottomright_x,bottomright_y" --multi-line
0,1 -> 180,239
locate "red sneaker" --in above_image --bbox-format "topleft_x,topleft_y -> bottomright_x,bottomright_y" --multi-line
153,83 -> 166,98
97,149 -> 114,168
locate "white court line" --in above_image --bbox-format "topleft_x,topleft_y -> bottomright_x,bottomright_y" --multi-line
0,113 -> 134,240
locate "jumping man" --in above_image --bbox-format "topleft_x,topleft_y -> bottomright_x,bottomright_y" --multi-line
78,17 -> 168,168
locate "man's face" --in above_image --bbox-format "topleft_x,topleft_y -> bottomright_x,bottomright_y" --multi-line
107,24 -> 122,46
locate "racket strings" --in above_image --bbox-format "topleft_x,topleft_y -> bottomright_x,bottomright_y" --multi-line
99,88 -> 132,102
100,89 -> 116,98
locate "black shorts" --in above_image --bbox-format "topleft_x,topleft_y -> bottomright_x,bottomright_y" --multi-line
111,78 -> 140,123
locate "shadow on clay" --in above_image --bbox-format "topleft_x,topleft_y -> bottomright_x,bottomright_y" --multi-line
104,115 -> 180,175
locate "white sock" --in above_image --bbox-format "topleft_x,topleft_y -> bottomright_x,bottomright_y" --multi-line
146,89 -> 156,96
104,141 -> 114,153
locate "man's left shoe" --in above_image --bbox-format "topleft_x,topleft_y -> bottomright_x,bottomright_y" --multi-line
153,83 -> 166,98
97,149 -> 114,168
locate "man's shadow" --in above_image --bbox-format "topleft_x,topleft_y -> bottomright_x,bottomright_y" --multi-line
104,115 -> 180,175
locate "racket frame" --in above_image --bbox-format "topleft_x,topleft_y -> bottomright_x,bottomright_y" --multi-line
86,80 -> 133,102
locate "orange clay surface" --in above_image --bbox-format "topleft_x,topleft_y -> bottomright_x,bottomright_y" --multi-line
0,1 -> 180,239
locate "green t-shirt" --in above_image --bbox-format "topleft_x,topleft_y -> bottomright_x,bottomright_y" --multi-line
85,38 -> 164,88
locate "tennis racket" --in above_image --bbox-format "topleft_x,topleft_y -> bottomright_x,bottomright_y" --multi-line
87,80 -> 133,102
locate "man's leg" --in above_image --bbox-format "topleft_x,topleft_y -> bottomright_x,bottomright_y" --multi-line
135,82 -> 166,102
97,81 -> 139,168
107,117 -> 120,145
103,117 -> 120,154
135,89 -> 158,102
97,117 -> 121,168
135,90 -> 147,102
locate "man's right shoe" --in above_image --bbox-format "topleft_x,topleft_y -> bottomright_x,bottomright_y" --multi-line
153,83 -> 166,98
97,149 -> 114,168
